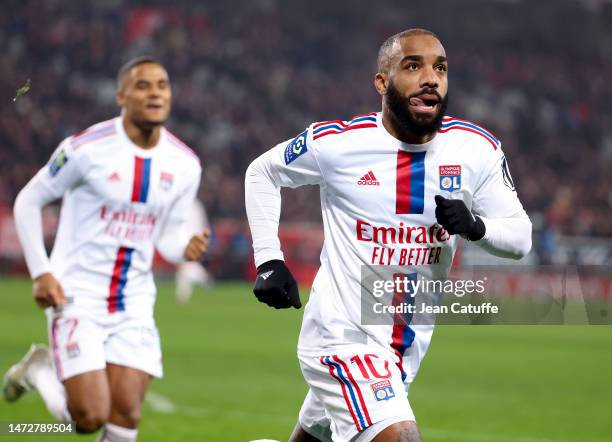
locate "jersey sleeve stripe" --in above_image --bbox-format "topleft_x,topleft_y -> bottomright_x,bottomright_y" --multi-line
313,116 -> 377,133
72,125 -> 117,150
71,119 -> 115,140
313,114 -> 377,129
165,130 -> 200,162
440,118 -> 500,149
313,123 -> 347,134
313,122 -> 377,140
442,117 -> 499,142
441,120 -> 499,144
438,125 -> 498,150
350,112 -> 377,120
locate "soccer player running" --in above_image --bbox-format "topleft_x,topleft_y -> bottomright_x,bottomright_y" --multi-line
3,57 -> 209,442
245,29 -> 531,442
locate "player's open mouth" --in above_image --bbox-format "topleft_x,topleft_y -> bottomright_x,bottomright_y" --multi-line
409,94 -> 439,114
146,104 -> 163,109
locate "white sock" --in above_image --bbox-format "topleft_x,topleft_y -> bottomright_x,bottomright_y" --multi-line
29,364 -> 71,423
97,423 -> 138,442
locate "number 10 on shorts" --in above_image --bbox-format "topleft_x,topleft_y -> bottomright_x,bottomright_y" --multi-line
348,354 -> 396,402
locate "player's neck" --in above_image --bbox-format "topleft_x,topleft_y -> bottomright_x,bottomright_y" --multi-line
381,108 -> 436,145
122,117 -> 162,149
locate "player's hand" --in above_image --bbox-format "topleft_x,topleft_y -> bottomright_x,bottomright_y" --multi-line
32,272 -> 66,309
253,260 -> 301,309
183,229 -> 210,261
434,195 -> 486,241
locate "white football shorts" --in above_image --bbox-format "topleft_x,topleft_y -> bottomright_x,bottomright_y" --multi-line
298,348 -> 415,441
46,305 -> 162,381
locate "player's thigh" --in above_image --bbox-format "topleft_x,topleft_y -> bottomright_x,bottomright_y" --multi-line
370,420 -> 421,442
299,351 -> 414,442
104,317 -> 159,427
289,421 -> 326,442
63,369 -> 111,429
105,317 -> 163,379
106,363 -> 151,428
294,389 -> 332,442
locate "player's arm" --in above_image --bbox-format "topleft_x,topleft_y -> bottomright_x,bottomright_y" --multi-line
14,139 -> 84,307
245,128 -> 323,309
435,150 -> 532,259
155,164 -> 209,263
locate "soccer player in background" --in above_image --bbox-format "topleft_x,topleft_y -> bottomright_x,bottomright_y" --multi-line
3,57 -> 209,442
245,29 -> 531,441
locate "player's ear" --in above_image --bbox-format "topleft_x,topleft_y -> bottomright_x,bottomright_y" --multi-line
374,73 -> 387,96
116,89 -> 125,108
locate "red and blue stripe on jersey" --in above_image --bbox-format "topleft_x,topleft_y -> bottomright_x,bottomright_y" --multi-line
131,156 -> 152,203
393,151 -> 422,374
107,247 -> 134,312
390,273 -> 417,382
313,113 -> 377,140
106,156 -> 152,312
396,151 -> 426,214
320,355 -> 372,431
439,117 -> 500,150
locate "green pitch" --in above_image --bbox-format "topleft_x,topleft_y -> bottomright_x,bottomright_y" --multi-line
1,278 -> 610,441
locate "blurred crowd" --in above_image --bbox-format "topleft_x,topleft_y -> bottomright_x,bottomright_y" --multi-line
1,0 -> 611,249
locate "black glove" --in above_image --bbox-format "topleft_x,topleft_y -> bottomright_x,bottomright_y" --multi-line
434,195 -> 486,241
253,260 -> 301,309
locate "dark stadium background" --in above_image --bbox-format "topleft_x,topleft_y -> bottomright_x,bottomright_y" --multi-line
1,0 -> 611,277
0,1 -> 611,441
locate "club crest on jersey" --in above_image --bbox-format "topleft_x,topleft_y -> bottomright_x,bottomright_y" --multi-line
49,149 -> 69,176
160,172 -> 174,191
439,165 -> 461,192
371,380 -> 395,401
284,130 -> 308,165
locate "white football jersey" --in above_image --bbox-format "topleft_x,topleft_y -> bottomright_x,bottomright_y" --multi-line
15,117 -> 201,317
246,112 -> 531,384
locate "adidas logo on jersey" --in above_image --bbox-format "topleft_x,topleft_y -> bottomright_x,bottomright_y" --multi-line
260,270 -> 274,280
107,172 -> 121,182
358,171 -> 380,186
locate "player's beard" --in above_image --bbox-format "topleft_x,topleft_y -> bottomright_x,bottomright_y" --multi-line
386,80 -> 448,138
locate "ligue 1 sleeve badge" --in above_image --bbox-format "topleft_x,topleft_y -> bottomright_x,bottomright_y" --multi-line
49,149 -> 69,176
439,165 -> 461,192
284,129 -> 308,165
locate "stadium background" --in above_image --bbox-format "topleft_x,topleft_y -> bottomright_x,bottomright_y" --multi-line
0,0 -> 611,441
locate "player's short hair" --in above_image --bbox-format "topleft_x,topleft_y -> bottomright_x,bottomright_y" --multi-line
116,56 -> 164,89
377,28 -> 440,74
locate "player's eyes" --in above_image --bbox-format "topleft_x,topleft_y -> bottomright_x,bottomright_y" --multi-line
435,64 -> 448,72
406,63 -> 419,70
136,82 -> 149,89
